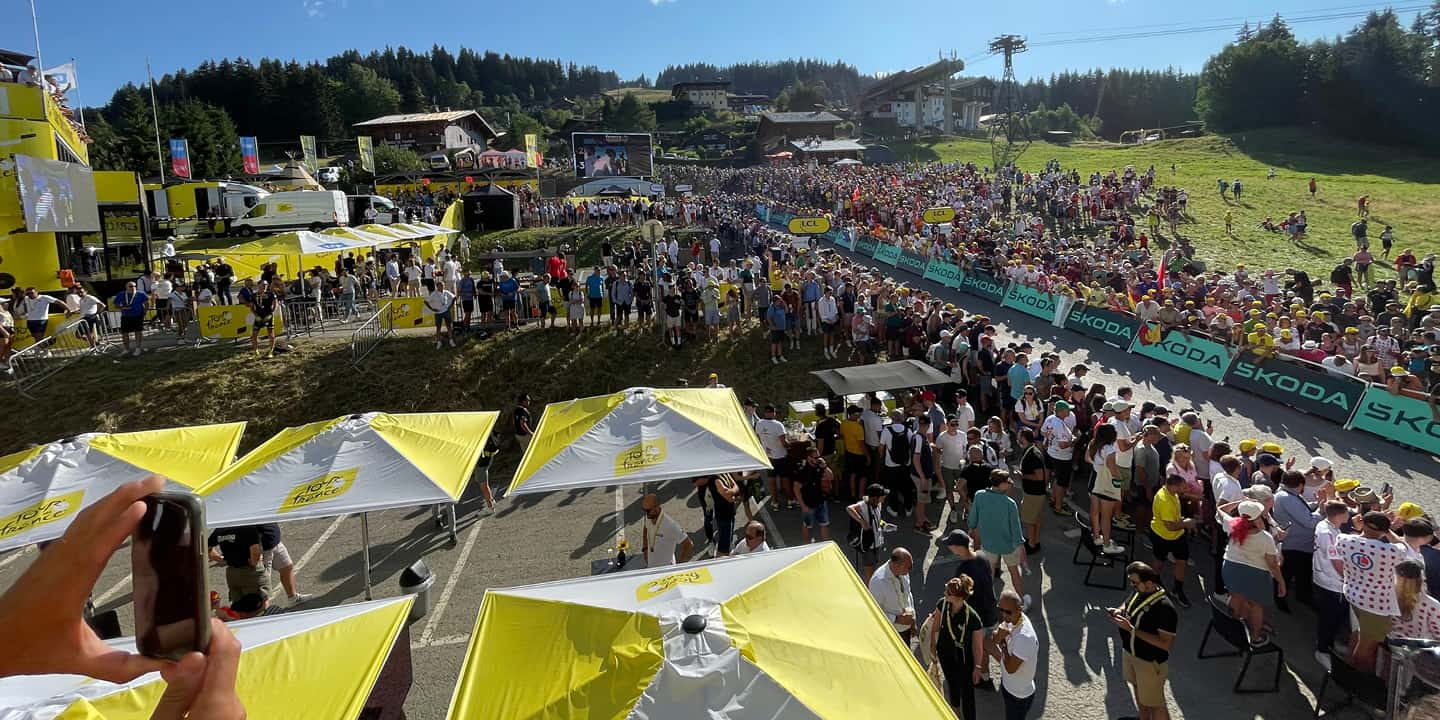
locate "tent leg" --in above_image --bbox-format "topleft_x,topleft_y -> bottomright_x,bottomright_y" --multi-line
361,512 -> 373,601
447,503 -> 457,543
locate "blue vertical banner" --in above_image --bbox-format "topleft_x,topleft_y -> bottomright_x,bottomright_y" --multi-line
239,136 -> 260,175
169,139 -> 191,179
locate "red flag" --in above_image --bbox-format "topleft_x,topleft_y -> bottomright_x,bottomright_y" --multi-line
851,185 -> 860,202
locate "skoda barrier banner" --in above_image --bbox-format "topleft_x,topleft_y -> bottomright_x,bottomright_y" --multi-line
959,270 -> 1007,304
1130,330 -> 1235,382
897,250 -> 927,277
855,235 -> 877,257
1064,304 -> 1138,349
923,259 -> 963,289
872,243 -> 901,266
1000,284 -> 1059,322
1350,385 -> 1440,455
1223,355 -> 1365,425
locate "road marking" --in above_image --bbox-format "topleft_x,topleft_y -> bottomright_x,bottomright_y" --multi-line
0,545 -> 35,570
267,513 -> 348,601
416,516 -> 485,648
414,633 -> 471,650
757,499 -> 787,548
95,572 -> 132,606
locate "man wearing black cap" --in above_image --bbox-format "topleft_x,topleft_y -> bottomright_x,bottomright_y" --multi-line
847,484 -> 890,582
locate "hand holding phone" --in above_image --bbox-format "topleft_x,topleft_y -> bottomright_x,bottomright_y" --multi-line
132,492 -> 211,661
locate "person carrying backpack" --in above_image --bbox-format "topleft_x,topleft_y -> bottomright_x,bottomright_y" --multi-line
879,410 -> 914,518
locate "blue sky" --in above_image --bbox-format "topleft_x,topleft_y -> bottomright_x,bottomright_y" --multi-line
6,0 -> 1416,103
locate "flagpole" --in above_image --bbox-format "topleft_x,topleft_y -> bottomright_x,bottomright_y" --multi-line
146,57 -> 166,184
72,58 -> 86,128
28,0 -> 45,78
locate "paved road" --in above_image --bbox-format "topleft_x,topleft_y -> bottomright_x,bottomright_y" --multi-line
3,263 -> 1435,719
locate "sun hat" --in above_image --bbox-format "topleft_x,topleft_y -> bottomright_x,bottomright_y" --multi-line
1237,501 -> 1265,519
1239,439 -> 1258,452
1261,442 -> 1284,455
1310,457 -> 1332,471
1397,502 -> 1426,521
1333,478 -> 1361,493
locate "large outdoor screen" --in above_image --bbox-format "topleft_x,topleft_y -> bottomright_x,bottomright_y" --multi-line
572,132 -> 654,178
15,154 -> 101,233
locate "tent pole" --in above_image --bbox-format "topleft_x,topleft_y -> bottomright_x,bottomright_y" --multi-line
361,512 -> 373,601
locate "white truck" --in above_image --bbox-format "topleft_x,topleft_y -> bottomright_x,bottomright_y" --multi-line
229,190 -> 349,237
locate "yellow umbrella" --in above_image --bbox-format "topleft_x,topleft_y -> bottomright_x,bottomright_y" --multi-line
446,544 -> 951,719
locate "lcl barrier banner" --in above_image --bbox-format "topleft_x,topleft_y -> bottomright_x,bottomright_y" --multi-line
1130,330 -> 1235,382
1223,354 -> 1366,425
855,235 -> 877,257
923,259 -> 963,289
197,305 -> 285,339
896,250 -> 927,277
1064,304 -> 1138,349
872,243 -> 901,266
1000,284 -> 1059,322
1350,385 -> 1440,455
959,269 -> 1007,304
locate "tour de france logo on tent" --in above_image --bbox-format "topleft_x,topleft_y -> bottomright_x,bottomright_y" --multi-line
636,567 -> 713,602
0,490 -> 83,540
279,467 -> 359,513
615,438 -> 667,476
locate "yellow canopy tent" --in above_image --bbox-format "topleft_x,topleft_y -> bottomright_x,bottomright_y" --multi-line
220,231 -> 378,282
0,597 -> 414,719
197,411 -> 498,598
357,224 -> 446,260
0,423 -> 246,552
510,387 -> 770,496
323,226 -> 404,248
446,544 -> 952,719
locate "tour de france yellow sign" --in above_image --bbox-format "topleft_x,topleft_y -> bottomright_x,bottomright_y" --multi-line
787,217 -> 831,235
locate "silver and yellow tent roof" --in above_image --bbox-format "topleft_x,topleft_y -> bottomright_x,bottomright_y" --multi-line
198,411 -> 497,527
0,597 -> 413,719
0,423 -> 246,552
445,543 -> 952,719
509,387 -> 770,496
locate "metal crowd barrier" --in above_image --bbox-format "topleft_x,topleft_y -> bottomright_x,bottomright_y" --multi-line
10,318 -> 109,398
283,297 -> 378,338
350,302 -> 395,367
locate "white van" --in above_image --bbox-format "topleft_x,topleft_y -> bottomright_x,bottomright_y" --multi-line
347,194 -> 397,224
230,190 -> 349,237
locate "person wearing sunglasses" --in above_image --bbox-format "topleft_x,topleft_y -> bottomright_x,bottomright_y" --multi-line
1108,562 -> 1179,720
988,590 -> 1040,720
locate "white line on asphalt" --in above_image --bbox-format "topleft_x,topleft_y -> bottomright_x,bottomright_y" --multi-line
416,517 -> 484,648
757,499 -> 787,548
95,572 -> 132,606
267,513 -> 348,601
415,633 -> 471,649
0,545 -> 35,570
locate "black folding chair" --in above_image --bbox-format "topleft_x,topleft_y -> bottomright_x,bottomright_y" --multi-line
1312,650 -> 1387,718
1070,511 -> 1126,590
1196,594 -> 1285,693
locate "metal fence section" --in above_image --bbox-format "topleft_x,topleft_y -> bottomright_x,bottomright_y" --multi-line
283,297 -> 378,339
350,302 -> 394,367
10,318 -> 112,398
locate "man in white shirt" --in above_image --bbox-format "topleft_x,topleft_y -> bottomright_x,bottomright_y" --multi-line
818,287 -> 840,359
640,493 -> 692,567
443,257 -> 462,288
708,236 -> 721,264
867,548 -> 915,641
753,405 -> 792,508
1311,500 -> 1350,670
22,288 -> 64,340
991,590 -> 1041,718
424,280 -> 456,349
860,397 -> 886,481
952,390 -> 977,433
935,414 -> 968,523
152,275 -> 174,330
1041,401 -> 1077,513
733,521 -> 770,555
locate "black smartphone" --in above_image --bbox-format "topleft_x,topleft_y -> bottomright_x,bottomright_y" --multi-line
132,493 -> 211,660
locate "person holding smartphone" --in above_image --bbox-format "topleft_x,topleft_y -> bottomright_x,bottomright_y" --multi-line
0,476 -> 244,718
1108,562 -> 1180,720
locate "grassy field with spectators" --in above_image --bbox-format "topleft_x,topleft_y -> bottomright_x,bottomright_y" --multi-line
893,127 -> 1440,280
2,321 -> 833,460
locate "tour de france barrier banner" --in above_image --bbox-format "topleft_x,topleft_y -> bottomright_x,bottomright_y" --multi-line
1064,304 -> 1139,349
854,235 -> 878,257
872,243 -> 901,267
959,269 -> 1007,304
387,297 -> 429,328
1130,328 -> 1236,382
896,250 -> 927,277
923,259 -> 963,289
197,306 -> 285,339
1222,354 -> 1366,426
1000,284 -> 1059,323
1349,385 -> 1440,456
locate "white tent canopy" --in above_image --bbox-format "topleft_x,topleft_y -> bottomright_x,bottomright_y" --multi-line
509,387 -> 770,496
